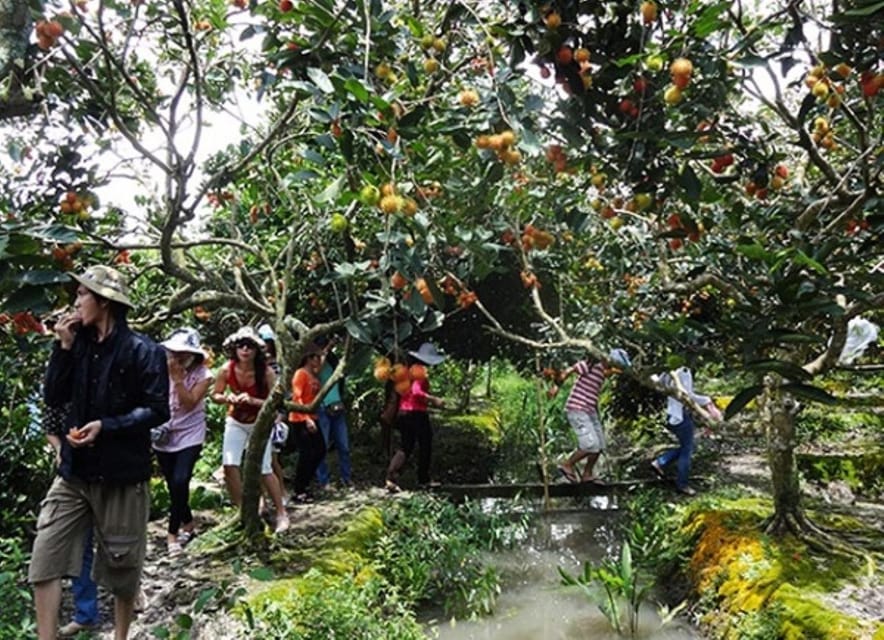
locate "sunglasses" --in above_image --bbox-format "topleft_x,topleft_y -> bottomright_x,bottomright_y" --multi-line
236,341 -> 257,350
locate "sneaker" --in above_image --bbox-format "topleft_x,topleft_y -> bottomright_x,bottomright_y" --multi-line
650,460 -> 665,479
384,480 -> 402,494
275,513 -> 290,533
677,486 -> 697,496
59,620 -> 99,637
168,541 -> 184,555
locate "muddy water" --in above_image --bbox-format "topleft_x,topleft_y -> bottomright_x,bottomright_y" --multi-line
429,506 -> 699,640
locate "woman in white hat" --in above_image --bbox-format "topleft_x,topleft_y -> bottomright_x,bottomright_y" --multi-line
210,326 -> 288,532
153,328 -> 214,554
384,343 -> 446,492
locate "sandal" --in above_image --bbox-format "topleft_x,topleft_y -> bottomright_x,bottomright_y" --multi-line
650,460 -> 665,479
557,465 -> 579,484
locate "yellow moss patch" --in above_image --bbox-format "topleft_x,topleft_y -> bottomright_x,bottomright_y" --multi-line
685,505 -> 878,639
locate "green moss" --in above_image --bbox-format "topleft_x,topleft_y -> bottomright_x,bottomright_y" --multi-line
797,449 -> 884,496
773,584 -> 864,639
687,499 -> 878,639
445,410 -> 501,443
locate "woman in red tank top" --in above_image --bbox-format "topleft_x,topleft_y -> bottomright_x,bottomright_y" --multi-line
211,326 -> 289,532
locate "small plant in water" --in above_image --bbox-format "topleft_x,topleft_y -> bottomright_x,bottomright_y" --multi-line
559,541 -> 651,637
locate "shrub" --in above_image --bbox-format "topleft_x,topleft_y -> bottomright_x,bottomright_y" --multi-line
0,537 -> 35,639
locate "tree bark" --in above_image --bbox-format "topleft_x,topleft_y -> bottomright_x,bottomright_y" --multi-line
240,380 -> 287,537
761,374 -> 804,535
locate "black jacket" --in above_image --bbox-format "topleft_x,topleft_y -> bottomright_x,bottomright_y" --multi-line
44,320 -> 169,485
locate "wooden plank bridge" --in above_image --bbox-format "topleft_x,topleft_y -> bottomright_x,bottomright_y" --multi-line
428,477 -> 667,502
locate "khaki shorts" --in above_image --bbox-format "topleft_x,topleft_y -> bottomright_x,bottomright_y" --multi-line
566,410 -> 605,453
28,477 -> 149,599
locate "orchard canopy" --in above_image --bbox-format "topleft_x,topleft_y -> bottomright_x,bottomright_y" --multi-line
0,0 -> 881,533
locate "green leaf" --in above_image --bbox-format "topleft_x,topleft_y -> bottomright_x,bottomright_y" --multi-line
692,2 -> 729,37
782,382 -> 836,405
249,567 -> 275,581
744,359 -> 811,381
312,175 -> 344,204
793,250 -> 827,275
344,78 -> 370,103
677,164 -> 702,202
733,55 -> 769,68
763,329 -> 825,345
735,243 -> 773,262
841,0 -> 884,16
306,67 -> 334,93
724,385 -> 763,419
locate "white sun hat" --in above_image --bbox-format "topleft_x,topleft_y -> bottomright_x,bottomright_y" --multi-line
161,327 -> 207,361
409,342 -> 446,366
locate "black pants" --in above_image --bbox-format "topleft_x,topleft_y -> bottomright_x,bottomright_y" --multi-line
288,421 -> 327,495
155,444 -> 202,534
398,411 -> 433,484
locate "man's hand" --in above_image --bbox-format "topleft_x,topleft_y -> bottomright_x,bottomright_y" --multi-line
66,420 -> 102,447
55,312 -> 82,350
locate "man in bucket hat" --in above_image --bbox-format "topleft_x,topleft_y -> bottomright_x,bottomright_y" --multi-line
30,265 -> 169,640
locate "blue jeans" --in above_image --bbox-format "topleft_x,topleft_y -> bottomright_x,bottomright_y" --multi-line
73,528 -> 99,625
654,414 -> 695,490
316,406 -> 351,485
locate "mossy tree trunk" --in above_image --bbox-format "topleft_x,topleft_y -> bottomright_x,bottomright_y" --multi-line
760,374 -> 815,536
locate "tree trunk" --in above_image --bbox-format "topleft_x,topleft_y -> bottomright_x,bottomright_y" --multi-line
240,381 -> 287,537
761,374 -> 806,535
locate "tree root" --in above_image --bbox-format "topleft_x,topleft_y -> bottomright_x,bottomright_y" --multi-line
763,510 -> 884,563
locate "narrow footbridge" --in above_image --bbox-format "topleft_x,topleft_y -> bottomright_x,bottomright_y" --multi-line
429,478 -> 665,502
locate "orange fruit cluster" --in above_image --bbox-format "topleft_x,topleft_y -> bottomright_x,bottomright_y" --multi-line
35,19 -> 64,50
374,357 -> 429,395
475,130 -> 520,165
521,223 -> 554,251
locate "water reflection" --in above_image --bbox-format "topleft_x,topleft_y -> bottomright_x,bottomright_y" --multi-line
429,508 -> 698,640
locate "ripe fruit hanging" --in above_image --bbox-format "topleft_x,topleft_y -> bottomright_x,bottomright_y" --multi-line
545,11 -> 561,29
640,1 -> 657,24
663,85 -> 682,104
670,57 -> 693,89
556,46 -> 573,66
390,272 -> 407,290
409,364 -> 427,380
459,89 -> 480,107
278,0 -> 293,12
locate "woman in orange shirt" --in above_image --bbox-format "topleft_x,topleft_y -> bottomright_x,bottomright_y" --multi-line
287,343 -> 326,503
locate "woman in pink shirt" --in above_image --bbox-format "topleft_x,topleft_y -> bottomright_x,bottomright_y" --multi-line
153,328 -> 214,554
384,343 -> 446,492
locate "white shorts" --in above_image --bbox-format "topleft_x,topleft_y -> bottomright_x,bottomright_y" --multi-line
566,410 -> 605,453
222,417 -> 274,475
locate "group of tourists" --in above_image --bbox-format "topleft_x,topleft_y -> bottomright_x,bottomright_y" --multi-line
28,263 -> 717,639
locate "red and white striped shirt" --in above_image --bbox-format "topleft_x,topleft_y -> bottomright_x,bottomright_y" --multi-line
565,360 -> 605,413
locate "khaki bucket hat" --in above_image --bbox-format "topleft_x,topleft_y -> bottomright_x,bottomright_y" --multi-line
70,265 -> 134,308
